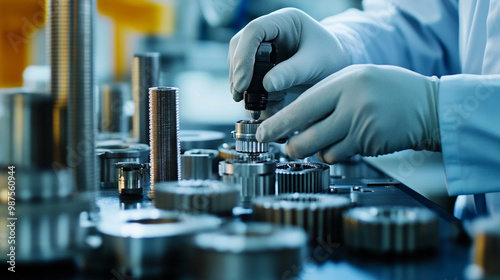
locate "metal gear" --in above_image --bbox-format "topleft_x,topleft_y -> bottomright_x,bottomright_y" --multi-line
342,206 -> 438,255
276,162 -> 330,194
153,180 -> 239,215
252,193 -> 351,243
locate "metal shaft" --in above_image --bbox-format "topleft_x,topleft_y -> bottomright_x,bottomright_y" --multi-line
133,53 -> 160,145
47,0 -> 96,193
149,87 -> 180,190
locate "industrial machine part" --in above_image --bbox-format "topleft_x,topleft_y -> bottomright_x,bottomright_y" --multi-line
47,0 -> 96,193
219,159 -> 276,208
99,83 -> 131,137
95,209 -> 221,279
180,130 -> 226,152
0,89 -> 53,168
218,142 -> 280,161
244,42 -> 277,120
189,222 -> 306,280
231,120 -> 269,158
96,143 -> 149,188
181,149 -> 220,180
343,206 -> 439,255
149,87 -> 181,199
467,217 -> 500,278
253,193 -> 351,243
153,180 -> 239,215
117,162 -> 148,196
0,194 -> 89,263
133,52 -> 160,145
276,162 -> 330,194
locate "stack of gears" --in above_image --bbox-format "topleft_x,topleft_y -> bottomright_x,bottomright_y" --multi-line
153,180 -> 239,215
342,206 -> 439,255
253,193 -> 351,243
275,162 -> 330,194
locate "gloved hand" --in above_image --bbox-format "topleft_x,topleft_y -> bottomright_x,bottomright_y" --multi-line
228,7 -> 351,102
256,64 -> 441,163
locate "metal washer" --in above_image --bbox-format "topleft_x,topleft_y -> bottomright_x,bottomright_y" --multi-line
253,193 -> 351,243
276,162 -> 330,194
342,206 -> 438,255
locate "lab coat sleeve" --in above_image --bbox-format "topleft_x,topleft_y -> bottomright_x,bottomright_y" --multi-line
439,74 -> 500,195
320,0 -> 460,76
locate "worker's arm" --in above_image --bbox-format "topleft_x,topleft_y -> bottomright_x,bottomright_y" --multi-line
322,0 -> 460,76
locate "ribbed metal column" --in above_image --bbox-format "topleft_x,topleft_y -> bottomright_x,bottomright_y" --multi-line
149,87 -> 180,195
47,0 -> 96,193
133,53 -> 160,145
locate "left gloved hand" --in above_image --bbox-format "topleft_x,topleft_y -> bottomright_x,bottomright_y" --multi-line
255,64 -> 441,163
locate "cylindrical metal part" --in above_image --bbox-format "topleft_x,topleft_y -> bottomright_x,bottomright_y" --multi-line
149,87 -> 180,193
0,89 -> 53,168
190,222 -> 306,280
96,143 -> 149,188
470,217 -> 500,278
133,52 -> 160,145
181,149 -> 220,180
219,159 -> 276,208
94,209 -> 221,279
154,180 -> 239,215
342,206 -> 439,255
180,130 -> 226,153
253,193 -> 351,243
276,162 -> 330,194
47,0 -> 96,193
117,162 -> 147,196
231,120 -> 269,155
99,83 -> 131,136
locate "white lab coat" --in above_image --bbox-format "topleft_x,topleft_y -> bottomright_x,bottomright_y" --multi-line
321,0 -> 500,217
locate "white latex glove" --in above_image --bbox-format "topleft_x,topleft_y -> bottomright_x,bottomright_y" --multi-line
255,64 -> 441,164
228,7 -> 351,102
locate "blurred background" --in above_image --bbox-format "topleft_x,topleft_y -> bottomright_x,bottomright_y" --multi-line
0,0 -> 361,130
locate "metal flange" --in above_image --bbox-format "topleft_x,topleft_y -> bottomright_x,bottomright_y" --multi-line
153,180 -> 239,215
189,222 -> 306,280
252,193 -> 351,243
276,162 -> 330,194
342,206 -> 438,255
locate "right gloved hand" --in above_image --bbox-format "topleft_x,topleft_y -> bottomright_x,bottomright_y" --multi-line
228,7 -> 352,102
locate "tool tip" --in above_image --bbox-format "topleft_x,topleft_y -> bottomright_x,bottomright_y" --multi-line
250,110 -> 261,120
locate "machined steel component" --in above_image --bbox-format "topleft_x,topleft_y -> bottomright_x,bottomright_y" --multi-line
0,90 -> 53,168
154,180 -> 239,214
468,217 -> 500,278
218,142 -> 280,161
219,159 -> 276,208
149,87 -> 180,197
99,83 -> 131,137
253,193 -> 351,243
95,209 -> 221,279
180,130 -> 225,152
132,52 -> 160,145
343,206 -> 439,255
0,195 -> 89,263
117,162 -> 148,196
231,120 -> 269,156
190,222 -> 306,280
47,0 -> 96,193
181,149 -> 220,180
276,162 -> 330,194
96,143 -> 149,188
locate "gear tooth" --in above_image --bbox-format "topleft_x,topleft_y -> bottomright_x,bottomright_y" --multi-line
276,162 -> 330,194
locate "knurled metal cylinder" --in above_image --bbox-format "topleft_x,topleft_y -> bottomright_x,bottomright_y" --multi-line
149,87 -> 180,194
153,180 -> 239,215
219,159 -> 276,208
47,0 -> 96,193
276,162 -> 330,194
253,193 -> 351,243
231,120 -> 269,154
133,53 -> 160,145
189,222 -> 306,280
342,206 -> 439,255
